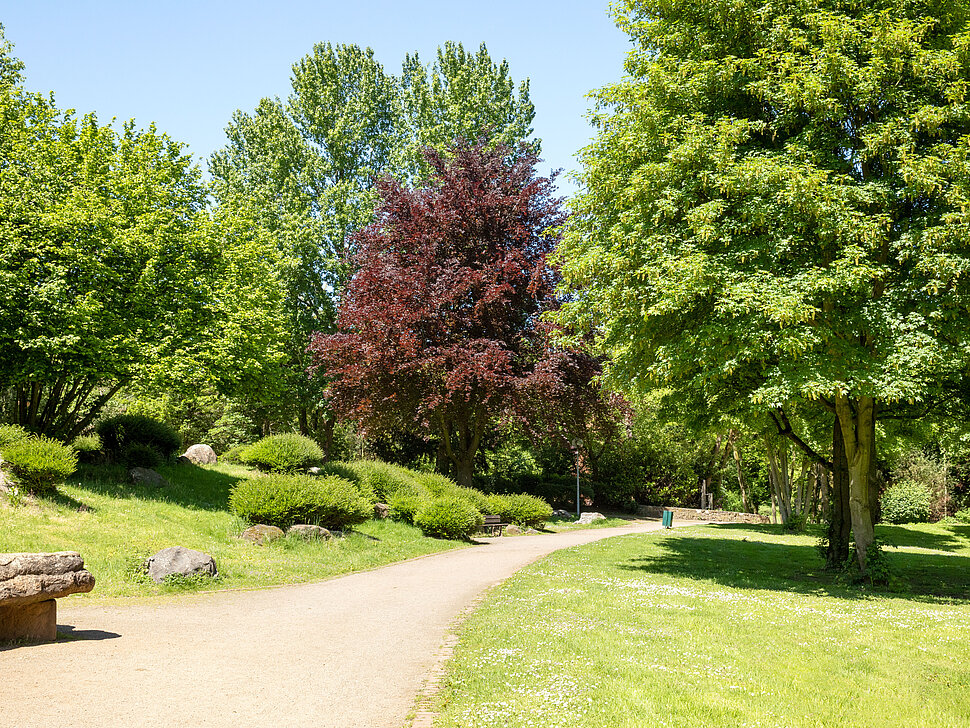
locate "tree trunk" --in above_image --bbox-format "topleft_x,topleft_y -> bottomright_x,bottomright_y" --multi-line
834,397 -> 876,572
826,415 -> 852,569
733,442 -> 749,513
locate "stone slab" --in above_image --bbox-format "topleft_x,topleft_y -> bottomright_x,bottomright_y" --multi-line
0,598 -> 56,643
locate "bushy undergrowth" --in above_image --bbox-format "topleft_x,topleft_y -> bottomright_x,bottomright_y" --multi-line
486,492 -> 554,528
0,423 -> 30,450
229,473 -> 371,530
240,433 -> 324,472
882,480 -> 932,524
1,435 -> 77,496
96,414 -> 181,464
414,496 -> 484,540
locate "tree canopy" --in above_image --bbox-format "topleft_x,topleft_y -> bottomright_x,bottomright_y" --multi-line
309,142 -> 567,485
554,0 -> 970,570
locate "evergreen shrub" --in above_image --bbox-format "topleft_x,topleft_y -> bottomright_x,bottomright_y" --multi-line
229,473 -> 371,530
2,436 -> 77,496
881,480 -> 932,524
414,496 -> 484,540
388,490 -> 429,524
486,492 -> 553,528
96,414 -> 181,464
0,424 -> 30,451
240,433 -> 324,472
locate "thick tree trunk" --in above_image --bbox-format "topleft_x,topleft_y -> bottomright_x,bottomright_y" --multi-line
835,396 -> 876,572
826,417 -> 851,569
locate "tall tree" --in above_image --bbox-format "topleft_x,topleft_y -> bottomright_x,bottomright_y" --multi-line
554,0 -> 970,572
309,142 -> 566,485
0,30 -> 286,438
399,42 -> 537,177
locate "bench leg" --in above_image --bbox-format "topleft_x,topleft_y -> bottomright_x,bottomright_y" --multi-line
0,599 -> 57,643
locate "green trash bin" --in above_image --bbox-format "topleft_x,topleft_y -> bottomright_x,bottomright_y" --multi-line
662,510 -> 673,528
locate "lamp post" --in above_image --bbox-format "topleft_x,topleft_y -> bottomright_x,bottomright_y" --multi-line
569,437 -> 583,519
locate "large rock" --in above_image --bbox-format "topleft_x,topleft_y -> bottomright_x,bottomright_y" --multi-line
504,524 -> 523,535
129,467 -> 169,488
0,552 -> 96,607
552,509 -> 573,519
241,524 -> 284,545
373,503 -> 390,520
145,547 -> 217,584
577,511 -> 607,525
287,524 -> 331,540
181,444 -> 217,466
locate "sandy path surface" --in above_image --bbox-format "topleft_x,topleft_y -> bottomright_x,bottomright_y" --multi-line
1,521 -> 669,728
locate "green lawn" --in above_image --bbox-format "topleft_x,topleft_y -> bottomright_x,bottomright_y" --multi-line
0,462 -> 468,599
435,523 -> 970,728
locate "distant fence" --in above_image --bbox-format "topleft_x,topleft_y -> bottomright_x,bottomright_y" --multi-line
638,505 -> 769,525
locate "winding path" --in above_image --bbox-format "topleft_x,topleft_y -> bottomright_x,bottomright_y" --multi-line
2,521 -> 670,727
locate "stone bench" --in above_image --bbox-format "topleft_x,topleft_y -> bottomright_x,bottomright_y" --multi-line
0,552 -> 96,643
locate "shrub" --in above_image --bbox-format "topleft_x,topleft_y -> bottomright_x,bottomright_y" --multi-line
229,473 -> 371,530
388,490 -> 429,525
456,486 -> 492,514
414,471 -> 460,498
122,443 -> 163,468
1,436 -> 77,496
414,496 -> 484,540
96,414 -> 181,464
954,508 -> 970,524
485,492 -> 553,528
0,424 -> 30,451
239,433 -> 324,472
220,443 -> 249,463
881,480 -> 932,524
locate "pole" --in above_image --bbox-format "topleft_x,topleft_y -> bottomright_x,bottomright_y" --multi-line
570,437 -> 583,518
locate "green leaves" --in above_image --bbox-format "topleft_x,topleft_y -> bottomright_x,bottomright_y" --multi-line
556,0 -> 970,425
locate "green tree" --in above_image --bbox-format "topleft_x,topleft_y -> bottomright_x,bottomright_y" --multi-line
554,0 -> 970,572
399,42 -> 536,177
0,30 -> 286,438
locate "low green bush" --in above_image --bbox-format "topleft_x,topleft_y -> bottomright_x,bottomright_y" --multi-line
122,442 -> 163,468
414,496 -> 484,540
882,480 -> 932,524
0,424 -> 30,451
239,433 -> 324,472
96,414 -> 181,464
1,435 -> 77,496
954,508 -> 970,524
220,443 -> 248,463
486,493 -> 553,528
388,490 -> 429,525
229,473 -> 371,530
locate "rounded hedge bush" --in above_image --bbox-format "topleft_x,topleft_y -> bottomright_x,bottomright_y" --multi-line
0,424 -> 30,451
388,489 -> 429,525
414,496 -> 484,540
881,480 -> 932,524
96,414 -> 181,463
486,493 -> 553,528
239,433 -> 324,472
229,473 -> 371,530
1,435 -> 77,496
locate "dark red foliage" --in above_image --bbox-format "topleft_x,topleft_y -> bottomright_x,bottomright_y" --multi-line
308,141 -> 569,483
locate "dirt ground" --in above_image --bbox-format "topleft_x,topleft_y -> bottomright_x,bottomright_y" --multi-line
1,520 -> 670,728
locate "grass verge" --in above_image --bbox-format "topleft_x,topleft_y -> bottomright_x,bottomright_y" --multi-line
434,522 -> 970,728
0,462 -> 468,600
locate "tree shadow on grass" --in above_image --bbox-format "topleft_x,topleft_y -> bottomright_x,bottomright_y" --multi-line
620,524 -> 970,604
71,462 -> 245,512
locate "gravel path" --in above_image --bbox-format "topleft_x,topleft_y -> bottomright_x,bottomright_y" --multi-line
1,521 -> 670,727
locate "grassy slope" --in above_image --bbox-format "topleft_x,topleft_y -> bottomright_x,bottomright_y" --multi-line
0,462 -> 467,599
435,523 -> 970,728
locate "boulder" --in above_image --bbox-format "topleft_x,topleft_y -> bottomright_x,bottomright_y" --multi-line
180,444 -> 217,466
129,467 -> 169,488
577,511 -> 607,525
307,466 -> 322,475
552,509 -> 573,519
287,524 -> 331,540
373,503 -> 391,520
241,524 -> 285,545
504,524 -> 523,535
145,547 -> 217,584
0,552 -> 96,607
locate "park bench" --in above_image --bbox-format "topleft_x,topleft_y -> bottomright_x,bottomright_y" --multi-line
0,552 -> 96,643
479,514 -> 508,537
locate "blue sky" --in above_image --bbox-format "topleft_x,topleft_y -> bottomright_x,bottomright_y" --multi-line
1,1 -> 630,193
